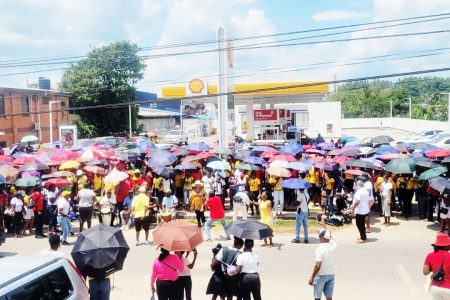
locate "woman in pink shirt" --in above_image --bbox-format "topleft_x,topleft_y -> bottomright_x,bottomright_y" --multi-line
151,248 -> 184,300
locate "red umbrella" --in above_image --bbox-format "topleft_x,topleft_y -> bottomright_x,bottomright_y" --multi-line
305,149 -> 324,155
0,155 -> 13,163
426,149 -> 450,158
170,146 -> 185,153
268,154 -> 296,163
260,150 -> 279,159
302,145 -> 314,151
13,157 -> 41,165
152,221 -> 203,251
308,156 -> 326,163
50,152 -> 74,162
333,156 -> 351,165
196,152 -> 216,160
44,177 -> 71,188
344,169 -> 370,177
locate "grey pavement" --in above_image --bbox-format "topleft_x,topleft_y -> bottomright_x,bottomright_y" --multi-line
0,212 -> 435,300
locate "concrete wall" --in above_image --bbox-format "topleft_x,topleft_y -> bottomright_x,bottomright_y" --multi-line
342,117 -> 450,133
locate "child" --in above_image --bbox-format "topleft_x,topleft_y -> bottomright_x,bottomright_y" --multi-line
206,244 -> 227,300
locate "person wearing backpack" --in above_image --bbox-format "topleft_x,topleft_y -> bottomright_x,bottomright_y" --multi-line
212,237 -> 244,300
423,233 -> 450,298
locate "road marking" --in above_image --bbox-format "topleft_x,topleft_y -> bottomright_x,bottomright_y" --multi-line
395,264 -> 418,295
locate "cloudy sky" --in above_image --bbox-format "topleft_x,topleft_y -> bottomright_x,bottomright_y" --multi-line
1,0 -> 450,95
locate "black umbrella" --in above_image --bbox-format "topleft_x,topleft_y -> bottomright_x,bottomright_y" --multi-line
71,224 -> 129,279
442,157 -> 450,164
153,167 -> 175,178
233,150 -> 251,160
226,220 -> 273,240
19,163 -> 49,172
371,135 -> 394,144
340,149 -> 361,157
345,159 -> 376,169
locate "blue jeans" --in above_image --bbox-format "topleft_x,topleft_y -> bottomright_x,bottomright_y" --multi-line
326,191 -> 334,214
313,274 -> 335,299
57,215 -> 72,242
89,278 -> 111,300
295,211 -> 308,241
205,218 -> 230,240
184,189 -> 191,206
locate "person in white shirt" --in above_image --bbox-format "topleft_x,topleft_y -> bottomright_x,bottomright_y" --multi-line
236,173 -> 247,193
308,229 -> 337,300
10,193 -> 24,238
363,177 -> 375,233
162,189 -> 178,219
352,180 -> 370,243
77,183 -> 96,232
175,249 -> 198,300
99,190 -> 117,226
162,177 -> 173,193
292,188 -> 310,244
57,191 -> 73,245
38,234 -> 67,259
380,174 -> 393,226
233,192 -> 250,221
202,172 -> 214,196
236,239 -> 261,300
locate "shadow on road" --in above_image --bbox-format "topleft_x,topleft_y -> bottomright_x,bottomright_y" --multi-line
0,252 -> 18,258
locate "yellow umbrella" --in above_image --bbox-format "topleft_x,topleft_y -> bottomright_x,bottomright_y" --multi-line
59,160 -> 80,170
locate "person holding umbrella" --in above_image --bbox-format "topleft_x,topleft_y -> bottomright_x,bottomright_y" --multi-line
151,247 -> 184,300
132,186 -> 150,246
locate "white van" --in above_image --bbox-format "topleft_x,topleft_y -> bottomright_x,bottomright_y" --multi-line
0,256 -> 89,299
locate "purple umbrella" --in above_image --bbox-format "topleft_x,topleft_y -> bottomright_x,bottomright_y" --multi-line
22,170 -> 40,177
313,161 -> 336,171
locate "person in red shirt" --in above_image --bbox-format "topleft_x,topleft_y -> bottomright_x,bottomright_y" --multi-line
424,233 -> 450,297
32,185 -> 46,238
204,192 -> 230,242
115,179 -> 132,225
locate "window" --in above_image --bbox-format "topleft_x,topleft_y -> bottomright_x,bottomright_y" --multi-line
6,278 -> 52,300
0,95 -> 4,115
42,267 -> 73,299
295,111 -> 309,128
21,96 -> 30,114
42,96 -> 51,105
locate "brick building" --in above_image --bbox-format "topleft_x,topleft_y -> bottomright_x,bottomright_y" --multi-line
0,86 -> 70,147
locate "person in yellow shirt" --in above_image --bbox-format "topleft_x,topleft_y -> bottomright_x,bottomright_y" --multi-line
152,174 -> 163,203
189,181 -> 206,227
183,171 -> 194,208
374,172 -> 384,213
93,174 -> 103,195
174,170 -> 185,202
270,175 -> 284,216
404,176 -> 416,218
131,187 -> 150,246
325,172 -> 335,214
248,173 -> 261,216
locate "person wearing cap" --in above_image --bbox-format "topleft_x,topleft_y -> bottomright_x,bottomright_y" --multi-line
131,187 -> 150,246
351,180 -> 370,243
57,190 -> 73,245
424,233 -> 450,298
162,189 -> 178,219
308,229 -> 336,300
120,190 -> 134,230
190,181 -> 206,227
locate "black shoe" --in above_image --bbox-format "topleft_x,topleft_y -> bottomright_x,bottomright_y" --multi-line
40,234 -> 47,238
35,235 -> 43,239
70,232 -> 75,237
291,239 -> 300,243
62,241 -> 71,245
304,239 -> 309,244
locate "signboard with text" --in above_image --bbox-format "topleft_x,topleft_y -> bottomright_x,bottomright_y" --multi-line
254,109 -> 278,122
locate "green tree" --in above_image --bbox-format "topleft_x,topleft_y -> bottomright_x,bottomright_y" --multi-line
61,41 -> 146,137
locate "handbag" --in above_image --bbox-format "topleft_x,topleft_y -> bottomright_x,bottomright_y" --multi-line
432,254 -> 447,282
4,207 -> 15,216
218,253 -> 239,276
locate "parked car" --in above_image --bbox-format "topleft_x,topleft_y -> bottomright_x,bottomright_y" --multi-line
431,135 -> 450,151
409,129 -> 443,140
162,130 -> 188,145
99,136 -> 126,148
0,256 -> 89,299
401,132 -> 450,145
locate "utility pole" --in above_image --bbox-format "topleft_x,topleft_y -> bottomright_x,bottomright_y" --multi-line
49,100 -> 62,147
128,105 -> 132,137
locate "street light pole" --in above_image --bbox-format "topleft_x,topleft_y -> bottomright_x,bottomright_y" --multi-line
49,100 -> 62,147
408,97 -> 412,120
128,105 -> 132,137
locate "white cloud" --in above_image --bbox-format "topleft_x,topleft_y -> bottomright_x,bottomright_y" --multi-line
312,10 -> 370,22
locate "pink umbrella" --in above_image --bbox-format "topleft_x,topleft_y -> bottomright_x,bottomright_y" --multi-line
0,155 -> 13,163
344,169 -> 370,177
22,170 -> 40,177
268,154 -> 296,163
426,149 -> 450,159
13,157 -> 41,165
308,156 -> 326,163
305,149 -> 324,155
104,169 -> 129,184
260,150 -> 279,159
377,153 -> 408,161
333,156 -> 352,165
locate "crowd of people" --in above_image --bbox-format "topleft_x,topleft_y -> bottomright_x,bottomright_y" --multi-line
1,135 -> 450,299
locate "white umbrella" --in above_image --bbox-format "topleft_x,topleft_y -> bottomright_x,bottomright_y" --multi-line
104,169 -> 129,184
20,135 -> 39,143
270,160 -> 289,168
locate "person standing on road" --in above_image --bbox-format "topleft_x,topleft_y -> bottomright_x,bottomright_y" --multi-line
204,192 -> 231,242
292,188 -> 310,244
252,192 -> 273,247
176,249 -> 198,300
77,182 -> 96,232
232,192 -> 250,221
363,175 -> 375,233
57,191 -> 73,245
32,185 -> 46,238
270,176 -> 284,217
351,180 -> 370,243
308,229 -> 337,300
423,233 -> 450,299
248,173 -> 261,216
236,239 -> 261,300
151,248 -> 184,300
190,181 -> 206,228
38,234 -> 66,259
132,187 -> 150,246
10,191 -> 24,238
380,175 -> 393,226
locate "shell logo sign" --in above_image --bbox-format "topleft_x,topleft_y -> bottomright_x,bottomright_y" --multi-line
188,79 -> 205,94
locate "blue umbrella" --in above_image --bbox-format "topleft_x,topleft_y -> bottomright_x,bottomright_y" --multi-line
138,140 -> 155,150
174,164 -> 198,170
252,146 -> 275,152
376,147 -> 399,155
243,156 -> 267,165
206,161 -> 230,171
281,178 -> 311,189
340,136 -> 357,143
409,151 -> 424,158
346,140 -> 363,146
186,142 -> 210,151
147,151 -> 177,167
0,175 -> 5,185
288,162 -> 311,172
280,143 -> 303,155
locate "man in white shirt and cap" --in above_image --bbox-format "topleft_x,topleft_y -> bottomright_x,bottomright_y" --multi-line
233,191 -> 250,221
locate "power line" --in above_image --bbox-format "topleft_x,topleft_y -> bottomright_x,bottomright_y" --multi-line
1,12 -> 449,68
3,66 -> 450,118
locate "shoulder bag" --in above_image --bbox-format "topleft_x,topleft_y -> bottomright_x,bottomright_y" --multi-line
432,254 -> 448,282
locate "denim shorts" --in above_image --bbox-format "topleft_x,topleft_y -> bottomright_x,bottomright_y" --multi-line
313,274 -> 335,299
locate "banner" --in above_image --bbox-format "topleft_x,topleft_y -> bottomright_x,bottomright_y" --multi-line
254,109 -> 278,121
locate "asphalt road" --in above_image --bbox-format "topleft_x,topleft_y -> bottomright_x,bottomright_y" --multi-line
0,211 -> 434,300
